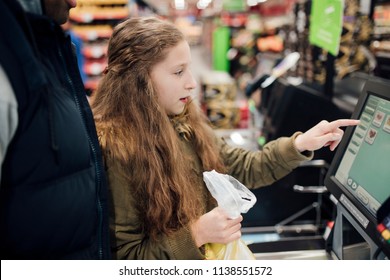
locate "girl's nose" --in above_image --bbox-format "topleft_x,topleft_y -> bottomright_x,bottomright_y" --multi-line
186,71 -> 197,90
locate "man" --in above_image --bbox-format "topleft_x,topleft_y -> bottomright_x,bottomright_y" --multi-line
0,0 -> 111,259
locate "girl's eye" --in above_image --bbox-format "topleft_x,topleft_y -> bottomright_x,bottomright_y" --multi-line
175,70 -> 184,76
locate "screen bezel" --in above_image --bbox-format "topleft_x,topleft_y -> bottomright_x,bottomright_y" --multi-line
325,76 -> 390,253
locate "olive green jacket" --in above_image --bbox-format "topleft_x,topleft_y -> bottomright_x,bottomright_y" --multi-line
103,131 -> 313,260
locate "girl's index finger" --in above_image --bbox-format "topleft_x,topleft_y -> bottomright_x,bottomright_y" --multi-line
328,119 -> 360,130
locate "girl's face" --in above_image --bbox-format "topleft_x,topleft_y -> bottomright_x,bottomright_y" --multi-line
150,40 -> 197,116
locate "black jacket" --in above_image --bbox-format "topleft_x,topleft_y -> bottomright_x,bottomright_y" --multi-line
0,0 -> 111,259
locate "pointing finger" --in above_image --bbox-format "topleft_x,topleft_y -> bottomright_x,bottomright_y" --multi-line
327,119 -> 360,130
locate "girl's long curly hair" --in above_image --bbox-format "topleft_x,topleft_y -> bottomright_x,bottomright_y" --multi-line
92,17 -> 225,239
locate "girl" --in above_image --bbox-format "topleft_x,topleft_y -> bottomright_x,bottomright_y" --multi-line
92,17 -> 359,260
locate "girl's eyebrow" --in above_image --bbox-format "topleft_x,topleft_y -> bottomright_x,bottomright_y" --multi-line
169,62 -> 188,70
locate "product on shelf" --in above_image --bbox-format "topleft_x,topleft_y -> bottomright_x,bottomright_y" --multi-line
69,0 -> 129,92
200,71 -> 246,129
70,6 -> 129,23
205,99 -> 241,129
72,25 -> 113,41
82,43 -> 108,59
84,58 -> 108,76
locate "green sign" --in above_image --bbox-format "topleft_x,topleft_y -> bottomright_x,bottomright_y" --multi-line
309,0 -> 344,56
212,26 -> 230,72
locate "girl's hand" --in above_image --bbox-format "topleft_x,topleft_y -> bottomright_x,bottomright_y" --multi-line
295,119 -> 360,152
190,207 -> 242,247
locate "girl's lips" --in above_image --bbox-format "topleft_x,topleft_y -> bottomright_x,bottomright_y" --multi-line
180,97 -> 189,103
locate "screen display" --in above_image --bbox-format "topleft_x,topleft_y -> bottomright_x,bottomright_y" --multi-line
335,93 -> 390,217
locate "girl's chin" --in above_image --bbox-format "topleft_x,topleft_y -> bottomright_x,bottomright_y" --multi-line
168,109 -> 185,117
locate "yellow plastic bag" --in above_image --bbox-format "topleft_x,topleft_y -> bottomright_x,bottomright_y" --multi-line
205,239 -> 256,260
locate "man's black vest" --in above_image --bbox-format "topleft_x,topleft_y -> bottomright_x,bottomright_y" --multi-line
0,0 -> 110,259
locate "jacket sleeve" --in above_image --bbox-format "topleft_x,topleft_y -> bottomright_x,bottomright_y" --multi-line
106,159 -> 204,260
219,132 -> 313,189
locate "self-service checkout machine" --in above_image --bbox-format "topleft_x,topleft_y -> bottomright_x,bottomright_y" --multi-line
245,76 -> 390,260
324,76 -> 390,260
